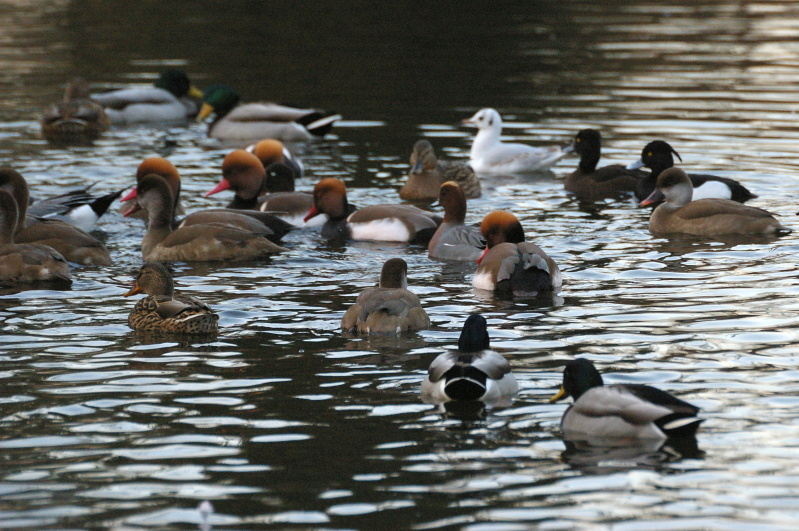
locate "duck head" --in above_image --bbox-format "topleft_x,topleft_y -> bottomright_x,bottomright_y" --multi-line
379,258 -> 408,289
476,211 -> 525,264
0,168 -> 29,225
123,173 -> 175,224
197,84 -> 240,121
0,189 -> 19,245
627,140 -> 682,175
305,177 -> 349,221
206,150 -> 265,200
264,163 -> 296,193
409,140 -> 438,175
640,167 -> 693,207
549,358 -> 604,402
154,69 -> 203,100
121,157 -> 182,206
438,181 -> 467,223
250,139 -> 288,167
458,314 -> 490,353
124,261 -> 175,298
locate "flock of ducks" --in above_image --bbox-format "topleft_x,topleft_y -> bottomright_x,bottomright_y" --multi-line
5,68 -> 792,445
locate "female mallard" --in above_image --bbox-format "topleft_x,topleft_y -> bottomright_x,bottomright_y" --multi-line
91,69 -> 203,124
422,314 -> 518,404
399,140 -> 480,202
197,85 -> 341,142
550,359 -> 703,441
124,262 -> 218,334
41,78 -> 109,144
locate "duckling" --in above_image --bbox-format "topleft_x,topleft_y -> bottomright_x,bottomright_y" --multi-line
629,140 -> 756,203
399,140 -> 480,201
198,85 -> 341,142
124,262 -> 218,334
473,211 -> 561,298
0,189 -> 71,285
422,314 -> 518,404
41,78 -> 109,144
91,69 -> 203,124
641,168 -> 789,237
428,181 -> 484,262
463,108 -> 565,174
341,258 -> 429,335
550,359 -> 703,441
563,129 -> 645,201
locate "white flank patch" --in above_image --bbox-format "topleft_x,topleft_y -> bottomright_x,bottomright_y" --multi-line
63,204 -> 99,232
472,269 -> 495,290
349,218 -> 410,242
692,181 -> 731,200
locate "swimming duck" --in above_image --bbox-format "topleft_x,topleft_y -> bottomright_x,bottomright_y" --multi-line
198,85 -> 341,142
472,211 -> 561,298
463,108 -> 566,174
120,157 -> 185,221
246,138 -> 304,179
341,258 -> 429,335
0,189 -> 71,284
0,168 -> 112,266
628,140 -> 756,203
304,178 -> 442,242
422,314 -> 518,404
124,173 -> 286,262
41,78 -> 109,144
550,358 -> 703,441
27,185 -> 124,232
399,140 -> 481,202
640,168 -> 789,237
428,181 -> 484,262
563,129 -> 646,201
124,262 -> 218,334
124,156 -> 293,241
90,69 -> 203,124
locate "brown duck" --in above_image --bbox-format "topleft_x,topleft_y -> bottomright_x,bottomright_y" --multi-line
641,168 -> 789,237
0,168 -> 112,266
247,138 -> 304,179
0,189 -> 71,285
341,258 -> 430,335
125,262 -> 218,334
428,181 -> 484,262
124,173 -> 286,262
472,211 -> 562,298
41,78 -> 109,144
399,140 -> 481,202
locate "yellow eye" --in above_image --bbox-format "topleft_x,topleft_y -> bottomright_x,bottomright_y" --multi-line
647,152 -> 653,157
575,138 -> 581,143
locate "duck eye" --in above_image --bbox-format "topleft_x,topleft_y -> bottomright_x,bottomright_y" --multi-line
647,152 -> 653,157
575,138 -> 581,143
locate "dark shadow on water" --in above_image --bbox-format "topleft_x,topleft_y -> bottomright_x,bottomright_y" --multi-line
561,436 -> 704,474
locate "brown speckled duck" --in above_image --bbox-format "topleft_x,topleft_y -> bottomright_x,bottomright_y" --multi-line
0,168 -> 112,266
341,258 -> 430,335
41,78 -> 109,144
124,173 -> 286,262
641,168 -> 789,237
0,189 -> 71,285
124,262 -> 218,334
399,140 -> 481,202
472,211 -> 561,298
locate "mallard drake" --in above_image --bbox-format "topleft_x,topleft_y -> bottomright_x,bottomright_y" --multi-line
41,78 -> 109,144
304,178 -> 441,242
422,314 -> 518,404
640,168 -> 789,237
399,140 -> 480,202
550,359 -> 703,441
124,156 -> 293,241
0,168 -> 112,266
0,189 -> 71,285
463,108 -> 566,174
246,138 -> 304,179
563,129 -> 646,201
124,262 -> 218,334
91,69 -> 203,124
472,211 -> 561,298
198,85 -> 341,142
341,258 -> 429,335
428,181 -> 484,262
27,185 -> 124,232
628,140 -> 756,202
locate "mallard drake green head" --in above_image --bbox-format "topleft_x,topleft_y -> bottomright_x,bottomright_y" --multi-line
549,358 -> 604,402
197,84 -> 240,121
154,69 -> 203,100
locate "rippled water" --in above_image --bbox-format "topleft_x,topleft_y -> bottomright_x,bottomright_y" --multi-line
2,0 -> 799,529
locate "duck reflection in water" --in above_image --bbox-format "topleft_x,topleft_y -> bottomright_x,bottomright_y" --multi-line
561,436 -> 704,472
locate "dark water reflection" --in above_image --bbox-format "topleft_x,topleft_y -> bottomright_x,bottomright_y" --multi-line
1,0 -> 799,529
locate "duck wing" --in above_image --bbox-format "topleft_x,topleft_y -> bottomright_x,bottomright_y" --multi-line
675,199 -> 777,221
91,87 -> 177,109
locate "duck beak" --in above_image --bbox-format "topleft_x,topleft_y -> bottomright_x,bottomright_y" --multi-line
120,188 -> 138,202
410,161 -> 423,174
122,202 -> 141,217
549,385 -> 567,403
476,246 -> 489,265
123,283 -> 142,297
303,205 -> 319,222
196,102 -> 214,122
626,159 -> 645,170
205,179 -> 231,197
640,189 -> 664,207
188,85 -> 204,100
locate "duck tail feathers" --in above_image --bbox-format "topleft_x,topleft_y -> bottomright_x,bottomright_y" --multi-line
296,112 -> 342,137
90,188 -> 126,217
657,414 -> 703,438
